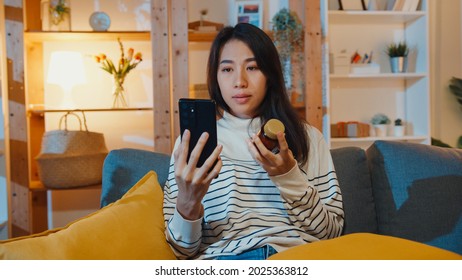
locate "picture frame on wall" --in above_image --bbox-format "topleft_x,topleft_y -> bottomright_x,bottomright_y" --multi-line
233,0 -> 263,29
338,0 -> 367,11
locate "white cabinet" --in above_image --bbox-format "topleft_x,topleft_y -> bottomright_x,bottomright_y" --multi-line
322,0 -> 430,149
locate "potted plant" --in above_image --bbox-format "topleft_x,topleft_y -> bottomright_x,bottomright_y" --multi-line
271,8 -> 304,101
371,113 -> 391,137
394,118 -> 405,137
48,0 -> 71,31
386,41 -> 409,73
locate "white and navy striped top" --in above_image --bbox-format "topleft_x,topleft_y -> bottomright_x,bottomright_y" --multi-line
163,112 -> 344,259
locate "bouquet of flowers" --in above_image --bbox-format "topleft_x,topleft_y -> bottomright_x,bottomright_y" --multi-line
94,38 -> 143,107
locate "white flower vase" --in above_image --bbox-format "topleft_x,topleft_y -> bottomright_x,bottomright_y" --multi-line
394,125 -> 405,137
374,124 -> 388,137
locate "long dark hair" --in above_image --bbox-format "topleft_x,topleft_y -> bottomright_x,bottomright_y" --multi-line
207,23 -> 309,165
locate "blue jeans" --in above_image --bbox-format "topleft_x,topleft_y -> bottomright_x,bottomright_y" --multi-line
215,245 -> 278,260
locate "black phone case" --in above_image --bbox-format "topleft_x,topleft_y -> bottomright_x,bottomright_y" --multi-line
179,98 -> 217,168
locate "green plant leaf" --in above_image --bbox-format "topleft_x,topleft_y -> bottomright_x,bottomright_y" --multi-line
100,67 -> 112,74
371,113 -> 390,124
450,77 -> 462,88
449,85 -> 462,97
386,41 -> 409,57
458,136 -> 462,149
431,137 -> 452,148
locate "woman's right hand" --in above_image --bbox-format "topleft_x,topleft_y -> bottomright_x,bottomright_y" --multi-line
174,129 -> 223,220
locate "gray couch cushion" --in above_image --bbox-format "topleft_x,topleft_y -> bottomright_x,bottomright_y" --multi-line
331,147 -> 377,234
367,141 -> 462,255
100,148 -> 171,207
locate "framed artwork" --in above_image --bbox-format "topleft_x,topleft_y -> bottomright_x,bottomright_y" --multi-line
338,0 -> 367,11
233,0 -> 263,29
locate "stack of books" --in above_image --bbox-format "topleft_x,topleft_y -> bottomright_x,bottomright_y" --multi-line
386,0 -> 420,11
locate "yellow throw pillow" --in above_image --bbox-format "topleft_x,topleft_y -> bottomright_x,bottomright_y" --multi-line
0,171 -> 176,260
269,233 -> 462,260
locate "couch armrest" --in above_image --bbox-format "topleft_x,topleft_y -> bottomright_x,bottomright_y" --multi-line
101,148 -> 170,207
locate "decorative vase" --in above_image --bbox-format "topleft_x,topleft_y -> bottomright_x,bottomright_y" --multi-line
394,125 -> 405,137
373,124 -> 388,137
49,0 -> 71,31
112,76 -> 129,108
390,56 -> 408,73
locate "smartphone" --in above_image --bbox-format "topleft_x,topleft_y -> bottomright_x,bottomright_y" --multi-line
179,98 -> 217,168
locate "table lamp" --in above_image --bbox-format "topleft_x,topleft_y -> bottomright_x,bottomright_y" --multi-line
46,51 -> 86,109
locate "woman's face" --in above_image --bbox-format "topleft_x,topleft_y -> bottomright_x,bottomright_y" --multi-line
217,39 -> 267,119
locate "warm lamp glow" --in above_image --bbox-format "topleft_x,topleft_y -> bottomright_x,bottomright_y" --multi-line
47,51 -> 86,108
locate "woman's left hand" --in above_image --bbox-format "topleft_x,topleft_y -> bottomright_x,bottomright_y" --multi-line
247,132 -> 297,176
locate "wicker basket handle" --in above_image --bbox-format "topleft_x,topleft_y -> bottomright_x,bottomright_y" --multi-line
58,110 -> 90,131
79,110 -> 90,131
58,111 -> 84,131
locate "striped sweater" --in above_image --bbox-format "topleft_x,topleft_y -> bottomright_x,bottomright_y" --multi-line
163,112 -> 344,259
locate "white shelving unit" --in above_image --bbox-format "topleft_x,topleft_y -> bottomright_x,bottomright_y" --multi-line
322,0 -> 430,149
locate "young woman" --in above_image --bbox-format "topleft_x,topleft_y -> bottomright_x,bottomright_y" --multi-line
163,23 -> 344,260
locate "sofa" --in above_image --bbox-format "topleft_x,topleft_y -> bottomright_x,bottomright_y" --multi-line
1,140 -> 461,259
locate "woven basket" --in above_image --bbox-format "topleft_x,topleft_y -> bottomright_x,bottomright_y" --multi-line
35,111 -> 108,189
36,152 -> 108,188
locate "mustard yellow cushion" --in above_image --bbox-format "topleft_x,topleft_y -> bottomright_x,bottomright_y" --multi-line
269,233 -> 462,260
0,171 -> 176,260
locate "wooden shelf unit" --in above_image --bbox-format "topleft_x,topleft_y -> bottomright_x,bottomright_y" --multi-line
328,10 -> 425,24
6,0 -> 170,236
24,30 -> 223,43
28,106 -> 153,115
24,31 -> 150,42
29,181 -> 102,192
